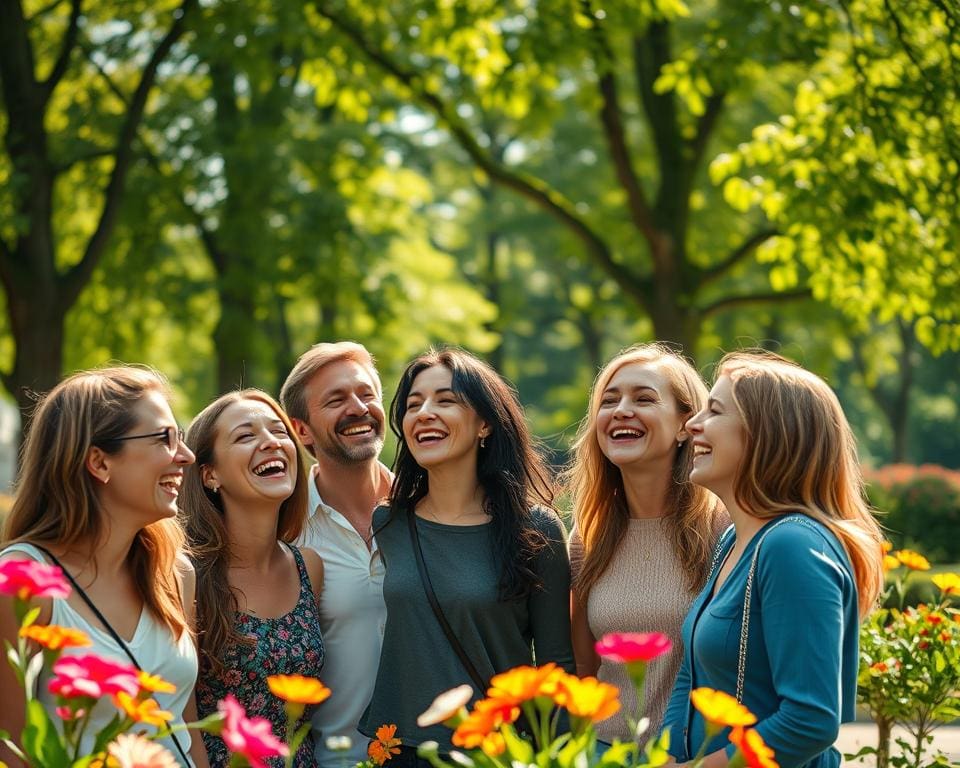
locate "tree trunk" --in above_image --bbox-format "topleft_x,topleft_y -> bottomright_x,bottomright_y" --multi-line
876,716 -> 892,768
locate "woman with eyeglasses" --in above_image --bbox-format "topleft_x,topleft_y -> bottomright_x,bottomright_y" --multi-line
179,390 -> 324,768
0,366 -> 209,767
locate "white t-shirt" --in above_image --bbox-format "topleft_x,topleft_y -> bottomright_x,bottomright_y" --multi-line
2,543 -> 198,766
297,463 -> 389,768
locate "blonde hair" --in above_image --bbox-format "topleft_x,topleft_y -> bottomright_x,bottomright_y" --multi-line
720,350 -> 884,616
4,366 -> 188,638
179,389 -> 310,674
279,341 -> 380,441
567,344 -> 724,596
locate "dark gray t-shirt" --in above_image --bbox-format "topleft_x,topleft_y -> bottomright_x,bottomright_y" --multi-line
360,505 -> 574,749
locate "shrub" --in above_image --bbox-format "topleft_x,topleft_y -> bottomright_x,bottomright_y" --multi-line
866,464 -> 960,563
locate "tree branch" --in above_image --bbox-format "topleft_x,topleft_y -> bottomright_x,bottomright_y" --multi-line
700,227 -> 778,286
699,287 -> 811,317
688,91 -> 726,179
61,0 -> 197,306
27,0 -> 68,21
313,1 -> 648,305
41,0 -> 82,99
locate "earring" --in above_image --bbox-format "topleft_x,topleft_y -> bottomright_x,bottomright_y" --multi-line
208,484 -> 220,493
677,439 -> 684,449
480,435 -> 486,449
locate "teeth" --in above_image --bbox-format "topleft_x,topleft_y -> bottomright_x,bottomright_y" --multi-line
611,428 -> 642,438
159,475 -> 182,488
253,460 -> 285,475
693,445 -> 711,457
417,431 -> 446,443
342,424 -> 373,436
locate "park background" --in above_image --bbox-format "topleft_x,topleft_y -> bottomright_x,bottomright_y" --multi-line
1,1 -> 960,761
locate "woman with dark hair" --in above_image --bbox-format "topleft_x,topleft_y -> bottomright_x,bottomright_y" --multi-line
360,347 -> 574,762
0,366 -> 207,767
179,390 -> 324,768
662,352 -> 884,768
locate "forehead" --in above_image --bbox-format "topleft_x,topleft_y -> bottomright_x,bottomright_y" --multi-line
218,399 -> 282,429
605,361 -> 672,393
409,364 -> 453,394
709,373 -> 734,401
130,389 -> 175,426
307,359 -> 379,398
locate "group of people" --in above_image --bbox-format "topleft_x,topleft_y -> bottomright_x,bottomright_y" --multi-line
0,341 -> 884,768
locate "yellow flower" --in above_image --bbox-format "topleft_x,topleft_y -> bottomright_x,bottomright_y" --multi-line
480,732 -> 506,757
690,688 -> 757,728
19,624 -> 91,651
137,671 -> 177,695
883,555 -> 901,572
487,663 -> 559,704
895,550 -> 931,571
108,733 -> 178,768
112,692 -> 173,727
267,674 -> 332,705
932,573 -> 960,596
882,541 -> 893,553
553,674 -> 621,722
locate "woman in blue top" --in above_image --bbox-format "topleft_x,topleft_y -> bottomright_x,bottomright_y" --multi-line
662,351 -> 883,768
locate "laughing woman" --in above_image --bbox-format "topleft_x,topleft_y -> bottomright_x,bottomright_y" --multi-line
361,348 -> 574,764
662,352 -> 884,768
180,391 -> 324,768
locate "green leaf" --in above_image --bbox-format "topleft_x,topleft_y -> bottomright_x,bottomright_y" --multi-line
21,698 -> 70,768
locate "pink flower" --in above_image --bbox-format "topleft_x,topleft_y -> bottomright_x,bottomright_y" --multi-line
0,559 -> 71,601
218,694 -> 289,768
48,654 -> 140,700
595,632 -> 673,664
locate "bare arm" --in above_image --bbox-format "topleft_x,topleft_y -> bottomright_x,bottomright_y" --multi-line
299,547 -> 325,609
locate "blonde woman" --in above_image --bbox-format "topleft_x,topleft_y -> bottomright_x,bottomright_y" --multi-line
567,344 -> 726,744
662,351 -> 884,768
0,366 -> 207,767
179,390 -> 324,768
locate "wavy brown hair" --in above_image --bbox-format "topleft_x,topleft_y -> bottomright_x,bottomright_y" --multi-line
4,366 -> 188,638
720,351 -> 884,616
179,390 -> 309,674
567,344 -> 725,597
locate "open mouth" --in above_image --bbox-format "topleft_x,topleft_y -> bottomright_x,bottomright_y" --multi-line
692,444 -> 712,458
253,458 -> 287,477
159,474 -> 182,495
415,430 -> 447,444
610,427 -> 644,440
341,424 -> 374,437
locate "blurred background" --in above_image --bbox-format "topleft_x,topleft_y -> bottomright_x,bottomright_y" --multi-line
1,0 -> 959,555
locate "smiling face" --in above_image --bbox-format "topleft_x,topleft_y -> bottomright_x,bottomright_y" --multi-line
202,398 -> 298,506
594,362 -> 687,472
686,373 -> 746,501
296,359 -> 385,464
401,364 -> 489,471
93,390 -> 195,527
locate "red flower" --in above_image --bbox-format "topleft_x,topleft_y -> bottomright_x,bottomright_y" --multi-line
919,641 -> 931,650
729,727 -> 779,768
0,559 -> 70,601
48,654 -> 140,700
218,694 -> 289,768
594,632 -> 673,664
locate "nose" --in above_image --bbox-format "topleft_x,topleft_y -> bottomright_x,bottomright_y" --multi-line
344,392 -> 370,416
175,442 -> 196,465
685,410 -> 705,434
413,400 -> 437,420
612,396 -> 632,417
260,429 -> 283,449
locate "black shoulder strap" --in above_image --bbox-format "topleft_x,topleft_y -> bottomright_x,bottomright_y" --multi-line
406,512 -> 488,693
29,543 -> 192,766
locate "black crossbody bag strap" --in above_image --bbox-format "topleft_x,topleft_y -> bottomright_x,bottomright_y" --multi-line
406,512 -> 488,694
29,543 -> 193,767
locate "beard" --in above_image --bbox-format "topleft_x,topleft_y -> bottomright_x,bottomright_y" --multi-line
316,415 -> 384,464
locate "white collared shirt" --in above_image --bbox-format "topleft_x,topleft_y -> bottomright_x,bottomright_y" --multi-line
298,462 -> 389,768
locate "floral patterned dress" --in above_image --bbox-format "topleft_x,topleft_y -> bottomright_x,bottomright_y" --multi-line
197,545 -> 324,767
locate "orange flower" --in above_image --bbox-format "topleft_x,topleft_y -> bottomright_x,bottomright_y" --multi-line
487,663 -> 559,704
19,624 -> 91,651
729,727 -> 779,768
112,691 -> 173,727
895,550 -> 930,571
267,674 -> 331,705
452,707 -> 501,749
690,688 -> 757,728
553,675 -> 620,722
932,573 -> 960,595
137,671 -> 177,695
367,724 -> 401,766
870,661 -> 889,673
883,555 -> 901,573
480,732 -> 506,757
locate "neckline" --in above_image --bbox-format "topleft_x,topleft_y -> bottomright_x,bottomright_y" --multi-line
58,598 -> 149,645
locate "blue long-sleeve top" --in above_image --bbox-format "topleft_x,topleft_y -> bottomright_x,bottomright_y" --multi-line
661,515 -> 859,768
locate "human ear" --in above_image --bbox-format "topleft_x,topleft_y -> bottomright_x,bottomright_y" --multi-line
85,446 -> 111,484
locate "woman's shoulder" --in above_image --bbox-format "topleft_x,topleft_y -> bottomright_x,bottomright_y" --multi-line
528,505 -> 567,540
373,504 -> 394,530
757,515 -> 851,575
0,541 -> 49,563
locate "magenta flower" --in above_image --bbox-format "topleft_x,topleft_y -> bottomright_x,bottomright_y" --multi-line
48,654 -> 140,700
218,694 -> 289,768
0,558 -> 71,601
595,632 -> 673,664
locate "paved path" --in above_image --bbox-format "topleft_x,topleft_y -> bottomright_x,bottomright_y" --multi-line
837,723 -> 960,764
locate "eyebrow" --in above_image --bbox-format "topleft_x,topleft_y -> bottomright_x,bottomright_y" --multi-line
229,419 -> 285,434
407,386 -> 456,400
603,385 -> 658,395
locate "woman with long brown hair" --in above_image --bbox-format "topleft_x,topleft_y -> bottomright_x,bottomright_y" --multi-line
567,344 -> 726,744
0,366 -> 207,766
180,390 -> 324,768
662,351 -> 884,768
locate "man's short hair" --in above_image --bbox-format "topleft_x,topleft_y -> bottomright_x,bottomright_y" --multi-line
279,341 -> 381,424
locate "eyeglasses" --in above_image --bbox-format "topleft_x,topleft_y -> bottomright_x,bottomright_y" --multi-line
106,426 -> 185,453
